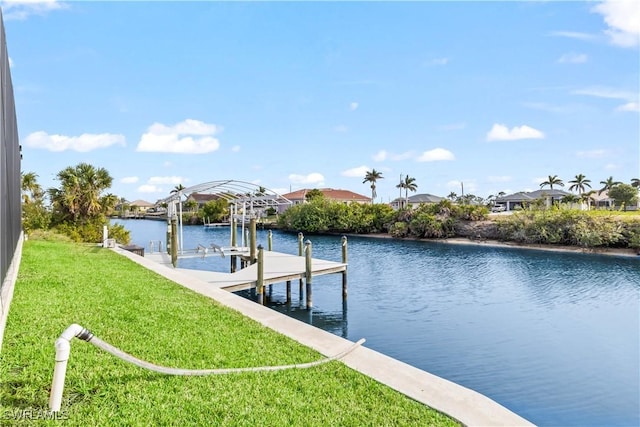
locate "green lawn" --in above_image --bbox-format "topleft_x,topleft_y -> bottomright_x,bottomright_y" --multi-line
1,239 -> 457,426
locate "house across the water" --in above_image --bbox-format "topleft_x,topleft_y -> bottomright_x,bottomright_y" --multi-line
390,193 -> 445,210
494,189 -> 570,211
278,188 -> 371,213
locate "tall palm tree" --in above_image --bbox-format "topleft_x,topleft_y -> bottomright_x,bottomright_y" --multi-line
568,174 -> 592,196
363,169 -> 383,204
401,175 -> 418,207
539,175 -> 564,190
599,176 -> 622,195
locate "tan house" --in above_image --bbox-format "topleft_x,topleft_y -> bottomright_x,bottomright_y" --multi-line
128,199 -> 154,213
278,188 -> 371,212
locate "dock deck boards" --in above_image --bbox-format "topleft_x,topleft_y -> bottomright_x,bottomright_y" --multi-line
143,249 -> 346,292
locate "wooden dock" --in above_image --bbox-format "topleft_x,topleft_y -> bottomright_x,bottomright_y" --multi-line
144,249 -> 347,292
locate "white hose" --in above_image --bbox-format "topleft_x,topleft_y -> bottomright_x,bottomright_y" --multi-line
90,336 -> 365,375
49,324 -> 365,411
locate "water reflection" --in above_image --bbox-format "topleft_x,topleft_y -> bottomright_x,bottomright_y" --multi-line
236,287 -> 349,338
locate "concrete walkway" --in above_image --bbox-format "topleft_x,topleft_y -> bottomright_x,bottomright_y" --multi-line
114,246 -> 534,426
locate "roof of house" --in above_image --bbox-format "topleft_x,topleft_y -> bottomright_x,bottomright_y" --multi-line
496,189 -> 570,202
391,193 -> 445,204
129,199 -> 154,207
590,190 -> 614,202
282,188 -> 371,202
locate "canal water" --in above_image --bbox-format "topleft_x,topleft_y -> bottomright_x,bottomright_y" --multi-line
114,219 -> 640,427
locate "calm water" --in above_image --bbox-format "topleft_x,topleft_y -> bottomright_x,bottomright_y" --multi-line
114,219 -> 640,427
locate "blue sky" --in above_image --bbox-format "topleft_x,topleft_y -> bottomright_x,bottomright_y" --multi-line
4,0 -> 639,203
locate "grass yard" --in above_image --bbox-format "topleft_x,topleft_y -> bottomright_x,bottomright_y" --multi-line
1,239 -> 457,426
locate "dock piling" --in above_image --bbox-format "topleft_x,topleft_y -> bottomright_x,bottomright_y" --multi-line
257,245 -> 264,305
298,232 -> 304,298
305,240 -> 312,309
170,217 -> 178,268
268,230 -> 273,251
230,216 -> 237,272
341,236 -> 348,299
286,280 -> 291,304
250,218 -> 257,264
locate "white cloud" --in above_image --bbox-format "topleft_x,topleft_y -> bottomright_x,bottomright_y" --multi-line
592,0 -> 640,48
341,166 -> 370,178
121,176 -> 139,184
557,52 -> 588,63
616,102 -> 640,112
231,145 -> 240,152
604,163 -> 619,170
573,87 -> 639,112
288,173 -> 324,185
334,125 -> 349,133
1,0 -> 67,20
573,86 -> 637,100
136,119 -> 221,154
548,31 -> 597,41
577,149 -> 608,158
349,102 -> 359,111
23,131 -> 125,152
148,176 -> 187,185
137,185 -> 164,193
417,148 -> 455,162
372,150 -> 387,161
8,57 -> 14,68
486,124 -> 545,141
487,176 -> 512,183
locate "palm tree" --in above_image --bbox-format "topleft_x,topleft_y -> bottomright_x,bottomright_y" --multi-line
539,175 -> 564,190
363,169 -> 383,204
599,176 -> 622,195
21,171 -> 42,203
48,162 -> 113,223
568,174 -> 592,196
630,178 -> 639,188
171,184 -> 186,194
401,175 -> 418,207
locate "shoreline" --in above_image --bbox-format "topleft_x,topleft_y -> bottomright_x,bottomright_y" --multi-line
340,232 -> 640,258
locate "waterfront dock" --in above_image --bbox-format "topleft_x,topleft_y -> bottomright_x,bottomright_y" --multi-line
144,249 -> 346,292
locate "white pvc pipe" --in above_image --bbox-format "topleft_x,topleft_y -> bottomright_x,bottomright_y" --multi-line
49,324 -> 86,412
